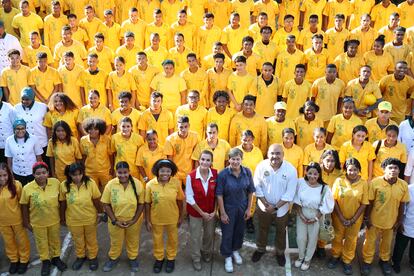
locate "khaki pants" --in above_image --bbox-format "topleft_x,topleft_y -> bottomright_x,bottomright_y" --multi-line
256,207 -> 289,255
33,223 -> 61,261
68,224 -> 98,259
296,208 -> 320,262
189,215 -> 216,262
331,214 -> 363,264
0,224 -> 30,263
362,225 -> 394,263
108,216 -> 143,260
152,224 -> 178,261
88,172 -> 111,193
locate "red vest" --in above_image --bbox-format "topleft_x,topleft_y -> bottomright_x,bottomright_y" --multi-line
186,168 -> 217,218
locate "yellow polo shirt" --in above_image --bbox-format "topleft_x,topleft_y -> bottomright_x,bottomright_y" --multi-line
58,64 -> 84,108
150,73 -> 187,111
168,47 -> 194,74
304,48 -> 329,83
237,145 -> 264,174
180,68 -> 209,106
372,140 -> 407,177
144,46 -> 169,71
282,79 -> 312,120
192,139 -> 231,171
266,117 -> 296,145
344,78 -> 382,110
111,132 -> 144,177
303,143 -> 334,166
349,26 -> 377,54
363,51 -> 395,83
43,109 -> 80,138
175,104 -> 207,139
294,115 -> 324,149
129,64 -> 160,107
77,69 -> 108,106
334,53 -> 365,85
106,71 -> 137,109
120,19 -> 147,50
365,118 -> 398,143
227,72 -> 255,106
327,114 -> 363,150
311,77 -> 345,122
206,107 -> 235,141
275,49 -> 305,85
138,108 -> 174,146
80,134 -> 112,175
206,68 -> 232,107
135,144 -> 166,180
88,46 -> 115,74
221,25 -> 249,57
325,27 -> 350,62
115,45 -> 142,71
0,65 -> 30,105
332,177 -> 369,219
282,143 -> 304,177
0,181 -> 23,226
22,45 -> 53,68
339,141 -> 376,180
28,66 -> 61,101
111,108 -> 141,133
250,75 -> 281,117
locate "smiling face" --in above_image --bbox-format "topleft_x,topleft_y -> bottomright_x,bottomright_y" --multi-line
177,121 -> 189,136
55,126 -> 67,141
54,96 -> 65,112
116,167 -> 130,184
146,133 -> 158,148
322,154 -> 336,172
282,132 -> 294,147
14,124 -> 26,138
304,105 -> 316,121
214,96 -> 228,113
342,101 -> 354,118
199,153 -> 213,169
88,92 -> 100,107
268,144 -> 283,168
306,167 -> 320,185
352,130 -> 367,146
120,121 -> 132,136
34,167 -> 48,184
158,166 -> 172,182
346,164 -> 360,181
0,168 -> 8,186
228,154 -> 242,170
385,129 -> 398,145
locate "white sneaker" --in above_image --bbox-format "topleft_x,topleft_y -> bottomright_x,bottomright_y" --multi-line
224,257 -> 233,273
301,261 -> 311,271
294,258 -> 303,268
232,251 -> 243,265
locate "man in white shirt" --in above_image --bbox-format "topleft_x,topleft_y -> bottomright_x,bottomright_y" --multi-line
0,20 -> 22,72
251,143 -> 298,266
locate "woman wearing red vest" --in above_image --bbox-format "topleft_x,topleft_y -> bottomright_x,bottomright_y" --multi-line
185,150 -> 217,271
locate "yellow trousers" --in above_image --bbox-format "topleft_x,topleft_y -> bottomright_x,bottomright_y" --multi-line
68,224 -> 98,259
152,224 -> 178,261
250,195 -> 256,215
362,225 -> 394,263
331,215 -> 363,264
108,216 -> 143,260
33,223 -> 61,261
0,224 -> 31,263
89,172 -> 111,193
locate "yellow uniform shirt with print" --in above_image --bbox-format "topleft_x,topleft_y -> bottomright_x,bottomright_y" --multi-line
11,12 -> 44,47
237,145 -> 264,174
43,109 -> 79,138
370,3 -> 398,31
299,0 -> 326,29
304,48 -> 329,83
138,108 -> 174,146
20,178 -> 61,227
89,0 -> 115,21
227,72 -> 255,106
311,77 -> 345,122
248,23 -> 275,45
298,28 -> 326,51
77,69 -> 108,106
63,0 -> 89,20
44,14 -> 68,52
0,7 -> 19,37
196,25 -> 222,59
115,45 -> 142,71
144,46 -> 169,71
80,134 -> 112,175
282,143 -> 304,177
111,108 -> 141,133
232,51 -> 262,76
363,51 -> 394,83
344,78 -> 382,110
145,178 -> 184,225
365,118 -> 398,143
111,132 -> 144,176
58,64 -> 84,108
170,21 -> 197,50
368,177 -> 410,229
137,0 -> 161,24
106,71 -> 137,109
339,141 -> 376,180
304,143 -> 334,166
161,0 -> 185,26
230,0 -> 254,28
22,45 -> 53,68
88,46 -> 114,74
278,0 -> 300,27
294,115 -> 324,149
327,114 -> 363,150
101,22 -> 122,51
192,139 -> 231,171
59,180 -> 101,226
398,1 -> 414,27
272,28 -> 300,48
322,169 -> 343,188
0,65 -> 30,105
266,117 -> 296,145
221,25 -> 249,57
372,140 -> 407,177
129,64 -> 160,107
101,177 -> 145,219
349,26 -> 377,54
201,53 -> 232,71
348,0 -> 375,30
150,73 -> 187,111
180,68 -> 209,106
175,104 -> 207,139
275,49 -> 305,85
253,40 -> 279,67
46,138 -> 82,180
168,47 -> 194,74
206,107 -> 235,141
334,53 -> 364,85
77,104 -> 111,125
79,17 -> 105,49
207,68 -> 232,107
0,180 -> 23,226
183,0 -> 209,26
325,27 -> 350,62
135,144 -> 166,180
54,40 -> 87,68
71,27 -> 89,47
144,22 -> 170,49
28,66 -> 61,101
322,0 -> 353,30
384,43 -> 411,66
250,75 -> 281,118
332,177 -> 369,219
282,79 -> 312,120
208,0 -> 233,29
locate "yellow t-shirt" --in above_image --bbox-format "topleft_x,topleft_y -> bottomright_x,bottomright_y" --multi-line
253,40 -> 279,67
299,0 -> 326,29
89,0 -> 116,21
325,27 -> 350,62
266,117 -> 296,145
20,178 -> 61,227
145,177 -> 185,225
150,73 -> 187,111
191,139 -> 231,171
168,47 -> 194,74
59,180 -> 101,226
145,23 -> 170,49
111,132 -> 144,177
201,53 -> 232,71
64,0 -> 89,20
322,0 -> 353,30
370,2 -> 398,31
230,0 -> 255,28
339,140 -> 376,180
22,45 -> 53,68
106,71 -> 137,109
43,14 -> 68,52
161,0 -> 185,26
111,108 -> 141,133
311,77 -> 345,122
88,46 -> 114,74
196,25 -> 222,59
71,27 -> 89,46
180,67 -> 209,106
282,143 -> 304,177
114,0 -> 137,23
43,109 -> 80,138
333,53 -> 365,85
275,49 -> 306,85
170,21 -> 197,50
327,114 -> 363,150
364,117 -> 398,143
164,131 -> 200,180
250,75 -> 281,117
77,69 -> 108,106
322,169 -> 343,188
294,115 -> 324,149
101,177 -> 145,219
372,140 -> 407,177
135,144 -> 166,180
237,145 -> 264,174
175,104 -> 207,139
332,177 -> 369,219
101,22 -> 122,51
398,1 -> 414,27
232,51 -> 262,76
206,107 -> 235,141
226,72 -> 255,105
344,78 -> 382,110
0,65 -> 30,105
58,64 -> 84,108
348,0 -> 375,30
297,28 -> 326,51
384,43 -> 412,65
208,0 -> 233,29
0,181 -> 23,226
11,12 -> 44,47
278,0 -> 300,27
54,40 -> 87,68
304,48 -> 329,83
77,103 -> 111,125
0,7 -> 20,37
368,177 -> 410,229
282,79 -> 312,120
184,0 -> 209,27
46,137 -> 83,181
363,51 -> 395,83
253,0 -> 279,28
272,28 -> 300,48
137,0 -> 161,24
138,108 -> 174,146
221,25 -> 249,57
28,66 -> 62,101
349,26 -> 377,54
79,17 -> 105,49
115,45 -> 142,71
303,143 -> 334,166
129,64 -> 160,107
80,134 -> 112,175
206,67 -> 232,107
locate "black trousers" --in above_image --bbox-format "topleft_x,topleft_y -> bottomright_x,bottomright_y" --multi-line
13,174 -> 34,186
0,148 -> 5,163
392,231 -> 414,266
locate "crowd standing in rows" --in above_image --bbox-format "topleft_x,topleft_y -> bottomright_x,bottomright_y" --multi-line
1,0 -> 414,275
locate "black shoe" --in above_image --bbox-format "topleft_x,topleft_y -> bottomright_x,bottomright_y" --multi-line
276,254 -> 286,267
9,262 -> 18,274
379,260 -> 392,276
251,251 -> 265,263
327,257 -> 340,269
392,262 -> 401,273
102,258 -> 119,272
17,262 -> 28,274
153,259 -> 164,274
129,258 -> 139,272
165,260 -> 175,273
315,247 -> 326,258
246,218 -> 255,234
41,260 -> 51,276
343,262 -> 353,275
71,257 -> 86,271
51,257 -> 67,272
361,262 -> 371,276
410,262 -> 414,270
89,258 -> 98,271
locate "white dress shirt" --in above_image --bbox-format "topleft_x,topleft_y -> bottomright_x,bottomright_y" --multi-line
398,119 -> 414,152
254,159 -> 298,217
293,178 -> 335,215
0,102 -> 14,148
0,33 -> 22,71
403,184 -> 414,238
185,167 -> 214,206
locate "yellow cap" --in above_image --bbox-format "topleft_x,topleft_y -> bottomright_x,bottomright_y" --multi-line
274,101 -> 287,110
378,101 -> 392,112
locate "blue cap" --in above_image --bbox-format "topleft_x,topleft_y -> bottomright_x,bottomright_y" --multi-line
13,118 -> 27,129
21,87 -> 35,100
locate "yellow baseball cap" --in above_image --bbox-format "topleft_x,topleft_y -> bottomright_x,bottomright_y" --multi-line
274,101 -> 287,110
378,101 -> 392,112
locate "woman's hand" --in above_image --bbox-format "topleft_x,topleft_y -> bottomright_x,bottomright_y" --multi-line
123,219 -> 137,228
115,220 -> 127,228
220,212 -> 230,224
145,220 -> 153,232
244,209 -> 251,221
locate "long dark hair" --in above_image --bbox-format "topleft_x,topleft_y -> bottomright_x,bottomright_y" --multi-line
304,162 -> 327,186
52,120 -> 72,146
0,163 -> 17,198
64,162 -> 91,193
116,162 -> 139,202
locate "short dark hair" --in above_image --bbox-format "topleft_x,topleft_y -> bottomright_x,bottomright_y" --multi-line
187,53 -> 197,59
213,53 -> 225,60
151,91 -> 163,99
385,124 -> 399,135
344,157 -> 361,172
177,115 -> 190,124
204,12 -> 214,19
284,14 -> 294,21
381,158 -> 401,169
118,91 -> 132,100
242,36 -> 254,44
243,95 -> 256,104
213,90 -> 229,102
82,118 -> 107,135
234,55 -> 247,64
36,52 -> 48,60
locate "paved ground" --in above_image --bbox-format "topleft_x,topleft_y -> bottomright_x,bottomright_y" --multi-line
1,219 -> 413,276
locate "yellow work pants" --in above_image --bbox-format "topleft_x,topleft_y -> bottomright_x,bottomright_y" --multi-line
88,172 -> 111,193
108,216 -> 143,260
0,224 -> 30,263
152,224 -> 178,261
362,225 -> 394,263
331,215 -> 363,264
68,224 -> 98,259
33,223 -> 61,261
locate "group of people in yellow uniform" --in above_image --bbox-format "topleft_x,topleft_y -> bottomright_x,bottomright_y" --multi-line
1,0 -> 414,275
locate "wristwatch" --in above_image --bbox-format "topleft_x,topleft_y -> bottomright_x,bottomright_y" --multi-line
111,219 -> 117,225
143,176 -> 149,182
